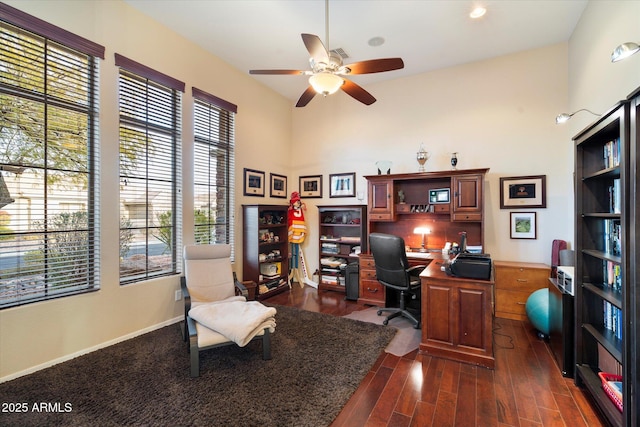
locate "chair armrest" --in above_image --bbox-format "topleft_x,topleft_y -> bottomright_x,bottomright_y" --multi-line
186,314 -> 198,339
407,265 -> 426,277
233,271 -> 249,297
181,276 -> 191,312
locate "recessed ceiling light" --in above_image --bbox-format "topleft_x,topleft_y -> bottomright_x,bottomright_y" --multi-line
368,37 -> 385,47
470,6 -> 487,19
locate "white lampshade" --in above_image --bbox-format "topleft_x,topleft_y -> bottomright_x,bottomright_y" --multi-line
309,72 -> 344,95
413,227 -> 431,235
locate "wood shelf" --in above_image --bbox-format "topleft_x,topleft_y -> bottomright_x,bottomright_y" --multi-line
317,205 -> 367,295
573,94 -> 638,426
242,204 -> 290,300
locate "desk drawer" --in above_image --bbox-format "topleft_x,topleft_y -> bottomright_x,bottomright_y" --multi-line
359,279 -> 384,303
496,290 -> 531,318
494,261 -> 549,320
495,266 -> 549,292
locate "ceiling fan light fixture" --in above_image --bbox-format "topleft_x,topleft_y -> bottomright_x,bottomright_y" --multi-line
309,72 -> 344,95
470,6 -> 487,19
611,42 -> 640,62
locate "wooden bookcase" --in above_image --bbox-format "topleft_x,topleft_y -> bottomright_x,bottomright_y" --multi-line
242,204 -> 289,300
317,205 -> 367,293
573,94 -> 638,427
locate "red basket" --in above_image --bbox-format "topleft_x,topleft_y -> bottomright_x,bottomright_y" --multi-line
598,372 -> 623,412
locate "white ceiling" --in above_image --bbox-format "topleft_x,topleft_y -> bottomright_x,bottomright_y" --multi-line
124,0 -> 588,103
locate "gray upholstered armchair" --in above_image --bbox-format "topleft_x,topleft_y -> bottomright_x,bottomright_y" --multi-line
181,244 -> 275,377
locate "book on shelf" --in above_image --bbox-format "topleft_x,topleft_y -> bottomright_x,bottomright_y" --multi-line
603,219 -> 621,256
603,137 -> 620,169
608,178 -> 621,214
598,342 -> 623,376
603,300 -> 623,341
603,260 -> 622,292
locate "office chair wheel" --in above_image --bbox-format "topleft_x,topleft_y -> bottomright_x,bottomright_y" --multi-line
383,319 -> 389,325
377,310 -> 383,316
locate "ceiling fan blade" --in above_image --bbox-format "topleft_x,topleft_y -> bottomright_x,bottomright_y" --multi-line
249,69 -> 305,75
301,33 -> 329,63
343,58 -> 405,75
296,86 -> 317,107
341,79 -> 376,105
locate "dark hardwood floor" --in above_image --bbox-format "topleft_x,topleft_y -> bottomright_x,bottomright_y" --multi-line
268,284 -> 605,427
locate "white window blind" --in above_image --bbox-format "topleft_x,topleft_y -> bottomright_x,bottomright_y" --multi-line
116,55 -> 183,284
192,88 -> 236,258
0,5 -> 104,308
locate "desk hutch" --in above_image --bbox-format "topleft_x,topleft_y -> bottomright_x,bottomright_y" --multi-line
359,168 -> 489,306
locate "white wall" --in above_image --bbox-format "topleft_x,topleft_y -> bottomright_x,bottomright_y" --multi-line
292,43 -> 573,272
1,0 -> 639,381
0,0 -> 292,380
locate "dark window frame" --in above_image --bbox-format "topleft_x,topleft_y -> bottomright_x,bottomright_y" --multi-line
0,7 -> 104,308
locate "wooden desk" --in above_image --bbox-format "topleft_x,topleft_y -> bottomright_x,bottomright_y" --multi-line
420,257 -> 495,369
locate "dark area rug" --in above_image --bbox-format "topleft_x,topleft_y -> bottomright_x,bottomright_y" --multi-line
0,305 -> 396,427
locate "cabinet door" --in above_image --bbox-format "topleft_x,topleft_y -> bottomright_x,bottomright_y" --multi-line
368,179 -> 394,221
452,174 -> 483,221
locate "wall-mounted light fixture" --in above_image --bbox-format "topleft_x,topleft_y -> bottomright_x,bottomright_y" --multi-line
555,109 -> 600,124
611,42 -> 640,63
413,227 -> 431,253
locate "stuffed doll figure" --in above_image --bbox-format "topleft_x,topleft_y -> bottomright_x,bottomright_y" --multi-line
287,191 -> 306,244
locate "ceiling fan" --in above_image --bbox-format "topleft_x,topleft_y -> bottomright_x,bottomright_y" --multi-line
249,0 -> 404,107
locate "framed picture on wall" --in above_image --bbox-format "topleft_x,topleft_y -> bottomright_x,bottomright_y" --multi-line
270,173 -> 287,198
243,168 -> 265,197
299,175 -> 322,198
510,212 -> 537,239
500,175 -> 546,209
329,172 -> 356,198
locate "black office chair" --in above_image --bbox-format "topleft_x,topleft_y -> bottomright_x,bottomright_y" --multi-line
369,233 -> 425,329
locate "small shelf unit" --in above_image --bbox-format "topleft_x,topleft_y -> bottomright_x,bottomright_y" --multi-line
317,205 -> 367,293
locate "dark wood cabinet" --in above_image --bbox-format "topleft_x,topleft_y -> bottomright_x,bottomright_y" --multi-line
364,169 -> 488,251
368,179 -> 394,221
451,173 -> 483,221
242,204 -> 289,300
574,92 -> 639,427
317,205 -> 367,293
420,259 -> 495,369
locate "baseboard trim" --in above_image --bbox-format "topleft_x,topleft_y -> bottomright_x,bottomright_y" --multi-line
1,316 -> 182,383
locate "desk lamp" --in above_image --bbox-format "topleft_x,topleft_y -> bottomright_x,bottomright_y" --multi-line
413,227 -> 431,252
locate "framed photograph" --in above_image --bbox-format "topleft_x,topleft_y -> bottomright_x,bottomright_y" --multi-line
299,175 -> 322,198
500,175 -> 546,209
510,212 -> 537,239
243,168 -> 265,197
270,173 -> 287,198
329,172 -> 356,198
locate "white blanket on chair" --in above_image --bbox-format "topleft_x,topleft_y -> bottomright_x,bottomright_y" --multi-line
189,301 -> 277,347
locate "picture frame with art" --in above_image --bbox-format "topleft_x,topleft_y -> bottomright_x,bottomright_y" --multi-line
329,172 -> 356,198
510,211 -> 537,239
243,168 -> 265,197
299,175 -> 322,198
270,173 -> 287,198
500,175 -> 546,209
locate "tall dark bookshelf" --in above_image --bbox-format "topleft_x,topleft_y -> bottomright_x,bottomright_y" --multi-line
573,92 -> 638,427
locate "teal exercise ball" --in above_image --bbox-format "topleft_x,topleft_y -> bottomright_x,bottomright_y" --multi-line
525,288 -> 549,336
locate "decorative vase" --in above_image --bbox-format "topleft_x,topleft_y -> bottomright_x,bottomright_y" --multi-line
416,144 -> 429,172
451,152 -> 458,170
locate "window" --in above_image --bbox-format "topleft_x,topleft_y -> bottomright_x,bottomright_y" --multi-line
0,4 -> 104,308
192,88 -> 236,257
116,54 -> 184,284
